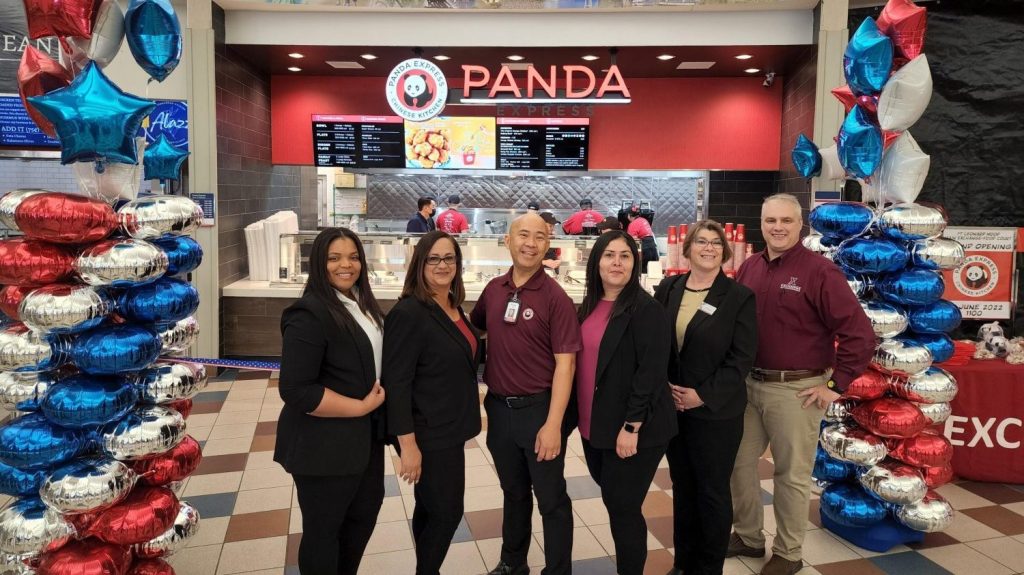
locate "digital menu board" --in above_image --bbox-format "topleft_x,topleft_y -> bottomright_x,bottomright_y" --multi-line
312,115 -> 405,168
404,117 -> 496,169
497,118 -> 589,170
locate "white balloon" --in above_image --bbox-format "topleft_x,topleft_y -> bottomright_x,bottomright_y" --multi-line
819,144 -> 846,181
72,139 -> 144,205
860,178 -> 882,205
878,132 -> 931,204
63,0 -> 125,72
878,54 -> 933,132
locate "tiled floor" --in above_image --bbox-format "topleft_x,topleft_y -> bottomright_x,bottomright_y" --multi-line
166,370 -> 1024,575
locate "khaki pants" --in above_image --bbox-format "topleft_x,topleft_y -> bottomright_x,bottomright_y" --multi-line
729,373 -> 828,562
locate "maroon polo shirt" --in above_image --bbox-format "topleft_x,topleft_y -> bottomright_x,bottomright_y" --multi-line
471,268 -> 582,397
736,243 -> 874,391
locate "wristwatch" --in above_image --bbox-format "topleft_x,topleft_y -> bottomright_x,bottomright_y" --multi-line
623,422 -> 639,434
826,379 -> 838,391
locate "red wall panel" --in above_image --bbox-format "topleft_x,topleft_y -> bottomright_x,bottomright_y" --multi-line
270,75 -> 782,170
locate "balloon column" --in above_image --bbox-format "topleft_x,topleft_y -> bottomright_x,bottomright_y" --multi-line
793,0 -> 965,550
1,1 -> 200,574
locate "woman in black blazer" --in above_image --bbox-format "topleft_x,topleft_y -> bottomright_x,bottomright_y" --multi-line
382,230 -> 482,575
274,227 -> 387,575
653,220 -> 757,575
575,230 -> 677,575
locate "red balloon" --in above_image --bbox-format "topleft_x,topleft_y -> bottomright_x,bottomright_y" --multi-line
132,435 -> 202,486
851,398 -> 928,439
85,486 -> 180,546
0,285 -> 34,320
883,130 -> 901,150
21,0 -> 97,40
36,539 -> 133,575
167,398 -> 193,419
15,192 -> 118,244
844,369 -> 890,401
889,431 -> 953,468
18,46 -> 72,138
128,559 -> 175,575
877,0 -> 927,63
923,462 -> 954,488
0,238 -> 75,287
832,85 -> 857,114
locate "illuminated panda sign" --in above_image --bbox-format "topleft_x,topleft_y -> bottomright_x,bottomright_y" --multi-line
386,59 -> 448,122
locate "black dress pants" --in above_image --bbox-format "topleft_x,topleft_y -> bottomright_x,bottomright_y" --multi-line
484,393 -> 573,575
292,441 -> 385,575
666,413 -> 744,575
581,438 -> 666,575
412,444 -> 467,575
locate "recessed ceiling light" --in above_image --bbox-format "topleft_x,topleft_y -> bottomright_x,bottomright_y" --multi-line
676,61 -> 716,70
600,68 -> 609,73
581,55 -> 599,61
288,66 -> 302,72
735,54 -> 753,60
657,54 -> 675,61
434,55 -> 451,61
288,53 -> 303,59
360,54 -> 377,60
507,55 -> 525,61
326,61 -> 366,69
744,68 -> 761,74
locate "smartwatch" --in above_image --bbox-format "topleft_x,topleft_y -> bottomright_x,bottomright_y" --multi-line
623,422 -> 639,434
826,379 -> 838,391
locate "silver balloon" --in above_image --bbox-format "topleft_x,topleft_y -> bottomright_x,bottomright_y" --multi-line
18,285 -> 113,335
894,491 -> 954,532
846,273 -> 869,298
100,406 -> 186,461
74,239 -> 169,287
0,372 -> 51,412
158,316 -> 199,356
0,551 -> 34,575
166,480 -> 185,496
858,460 -> 928,505
130,361 -> 208,404
802,234 -> 834,256
915,401 -> 952,425
910,237 -> 966,270
132,501 -> 199,559
861,300 -> 909,339
39,458 -> 137,515
872,339 -> 933,376
118,196 -> 203,240
877,203 -> 947,241
825,399 -> 856,423
819,423 -> 888,466
0,327 -> 68,373
890,368 -> 958,404
0,190 -> 47,231
0,497 -> 74,555
62,0 -> 124,70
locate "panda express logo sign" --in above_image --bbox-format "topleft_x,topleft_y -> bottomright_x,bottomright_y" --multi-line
386,59 -> 449,122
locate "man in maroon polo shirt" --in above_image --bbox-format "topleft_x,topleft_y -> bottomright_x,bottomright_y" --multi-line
471,212 -> 581,575
728,194 -> 873,575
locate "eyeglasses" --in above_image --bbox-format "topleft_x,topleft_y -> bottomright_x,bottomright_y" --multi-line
693,239 -> 725,249
426,255 -> 457,266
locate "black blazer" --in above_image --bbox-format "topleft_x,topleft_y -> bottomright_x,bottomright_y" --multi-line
382,297 -> 482,452
654,271 -> 758,420
274,294 -> 380,476
583,293 -> 678,450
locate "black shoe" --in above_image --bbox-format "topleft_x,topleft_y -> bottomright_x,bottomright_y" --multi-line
665,568 -> 685,575
487,561 -> 529,575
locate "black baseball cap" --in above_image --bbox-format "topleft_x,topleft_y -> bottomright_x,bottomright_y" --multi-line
596,216 -> 621,231
527,200 -> 540,211
539,212 -> 559,225
579,198 -> 593,208
447,194 -> 461,205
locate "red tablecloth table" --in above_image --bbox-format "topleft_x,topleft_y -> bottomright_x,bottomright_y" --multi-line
942,358 -> 1024,483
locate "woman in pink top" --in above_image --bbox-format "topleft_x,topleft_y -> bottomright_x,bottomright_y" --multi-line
626,206 -> 660,274
575,230 -> 677,575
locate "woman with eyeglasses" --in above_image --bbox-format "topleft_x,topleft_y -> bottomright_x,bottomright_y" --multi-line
653,220 -> 757,575
576,230 -> 677,575
382,230 -> 482,575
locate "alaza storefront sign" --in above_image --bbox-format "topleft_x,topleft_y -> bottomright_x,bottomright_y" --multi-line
386,58 -> 630,121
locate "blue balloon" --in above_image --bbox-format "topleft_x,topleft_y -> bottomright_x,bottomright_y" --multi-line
70,324 -> 162,375
908,300 -> 962,334
0,461 -> 49,497
814,446 -> 859,483
119,277 -> 200,324
143,134 -> 189,180
820,482 -> 888,527
875,269 -> 945,306
39,375 -> 138,429
152,235 -> 203,276
837,238 -> 909,275
843,17 -> 893,96
26,62 -> 155,166
792,134 -> 822,179
0,414 -> 83,470
809,202 -> 875,240
838,106 -> 884,180
900,333 -> 955,364
125,0 -> 183,82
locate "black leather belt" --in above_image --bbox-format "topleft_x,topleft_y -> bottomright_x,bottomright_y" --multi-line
489,390 -> 550,409
750,368 -> 828,383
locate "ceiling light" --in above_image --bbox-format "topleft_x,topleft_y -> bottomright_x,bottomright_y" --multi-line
288,53 -> 304,59
288,66 -> 302,72
434,55 -> 451,61
657,54 -> 675,61
744,68 -> 760,74
582,55 -> 599,61
507,54 -> 525,61
504,62 -> 534,71
326,61 -> 366,69
360,54 -> 377,60
676,61 -> 716,70
735,54 -> 753,60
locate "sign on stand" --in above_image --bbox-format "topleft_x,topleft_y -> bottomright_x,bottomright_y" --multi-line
941,227 -> 1018,320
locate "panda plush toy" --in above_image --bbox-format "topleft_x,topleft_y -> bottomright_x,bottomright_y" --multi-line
403,73 -> 433,109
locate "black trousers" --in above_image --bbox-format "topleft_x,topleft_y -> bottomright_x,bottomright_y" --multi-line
484,393 -> 573,575
292,441 -> 385,575
666,413 -> 745,575
640,236 -> 659,274
412,444 -> 466,575
581,438 -> 665,575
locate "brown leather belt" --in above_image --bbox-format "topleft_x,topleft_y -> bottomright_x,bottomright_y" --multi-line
750,368 -> 828,383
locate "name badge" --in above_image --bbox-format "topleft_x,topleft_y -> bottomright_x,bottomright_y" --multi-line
504,291 -> 521,324
699,302 -> 717,316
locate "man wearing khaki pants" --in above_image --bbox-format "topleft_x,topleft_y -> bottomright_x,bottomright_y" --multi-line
729,194 -> 874,575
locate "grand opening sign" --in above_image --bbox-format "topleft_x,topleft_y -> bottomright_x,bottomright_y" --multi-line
941,227 -> 1018,320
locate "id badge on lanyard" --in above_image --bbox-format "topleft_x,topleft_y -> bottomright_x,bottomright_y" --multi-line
504,290 -> 521,324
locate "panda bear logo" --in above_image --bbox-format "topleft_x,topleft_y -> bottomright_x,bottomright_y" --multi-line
402,73 -> 433,109
964,264 -> 989,290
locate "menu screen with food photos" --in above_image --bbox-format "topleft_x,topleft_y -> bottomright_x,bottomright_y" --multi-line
497,118 -> 589,170
312,115 -> 405,168
404,117 -> 496,170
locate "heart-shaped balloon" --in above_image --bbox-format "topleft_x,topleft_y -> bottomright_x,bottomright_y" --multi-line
35,538 -> 133,575
922,463 -> 954,489
14,192 -> 118,245
132,500 -> 199,558
157,316 -> 199,356
915,401 -> 951,425
889,432 -> 953,468
71,325 -> 162,375
100,406 -> 186,461
75,239 -> 170,288
910,238 -> 966,271
861,301 -> 909,339
130,361 -> 207,405
820,482 -> 887,527
0,496 -> 75,555
893,490 -> 953,533
151,236 -> 203,276
844,369 -> 891,401
836,238 -> 909,275
851,398 -> 928,439
0,190 -> 47,231
889,367 -> 958,404
875,270 -> 945,307
898,333 -> 954,364
118,196 -> 203,240
824,398 -> 856,424
83,486 -> 179,545
18,284 -> 114,335
0,413 -> 84,471
0,239 -> 75,287
809,202 -> 874,240
40,457 -> 138,515
119,278 -> 200,324
813,445 -> 858,483
877,203 -> 946,241
858,459 -> 928,505
39,375 -> 138,429
819,423 -> 888,466
907,300 -> 962,334
131,435 -> 201,487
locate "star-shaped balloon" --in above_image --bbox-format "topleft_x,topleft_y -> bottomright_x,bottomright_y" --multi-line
125,0 -> 182,82
843,17 -> 893,96
27,62 -> 155,166
838,106 -> 884,180
791,134 -> 822,179
18,45 -> 72,138
143,134 -> 189,180
877,0 -> 927,64
21,0 -> 96,40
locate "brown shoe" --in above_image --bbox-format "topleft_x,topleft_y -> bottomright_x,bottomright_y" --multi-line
725,532 -> 765,558
759,555 -> 803,575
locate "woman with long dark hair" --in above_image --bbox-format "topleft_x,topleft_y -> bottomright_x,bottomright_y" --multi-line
274,227 -> 387,575
575,230 -> 677,575
381,230 -> 482,575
